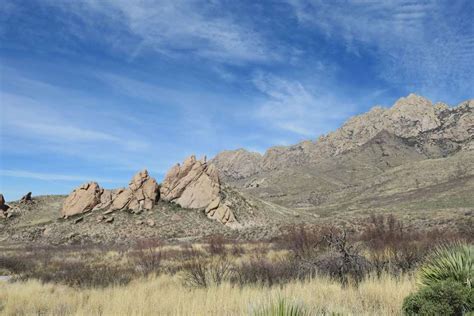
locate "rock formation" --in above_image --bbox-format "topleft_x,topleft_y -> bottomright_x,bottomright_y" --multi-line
19,192 -> 33,204
161,155 -> 238,226
161,155 -> 220,209
0,194 -> 10,218
92,189 -> 119,211
110,169 -> 160,213
61,182 -> 102,217
0,194 -> 8,212
61,170 -> 159,217
205,196 -> 237,227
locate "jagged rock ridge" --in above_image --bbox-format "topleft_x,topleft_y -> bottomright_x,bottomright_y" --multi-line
61,170 -> 159,217
213,94 -> 473,179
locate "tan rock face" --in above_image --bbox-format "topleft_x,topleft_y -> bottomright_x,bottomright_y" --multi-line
161,155 -> 238,226
110,188 -> 132,211
62,170 -> 160,217
211,149 -> 263,181
205,197 -> 238,227
319,94 -> 441,156
127,169 -> 160,212
92,189 -> 117,211
61,182 -> 102,217
161,156 -> 220,209
102,170 -> 160,213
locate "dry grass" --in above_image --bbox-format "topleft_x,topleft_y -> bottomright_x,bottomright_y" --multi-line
0,273 -> 416,315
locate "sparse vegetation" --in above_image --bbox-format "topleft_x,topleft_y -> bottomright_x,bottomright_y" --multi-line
0,215 -> 472,315
0,272 -> 415,315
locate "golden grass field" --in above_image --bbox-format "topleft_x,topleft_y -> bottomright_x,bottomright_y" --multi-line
2,216 -> 470,316
0,272 -> 416,316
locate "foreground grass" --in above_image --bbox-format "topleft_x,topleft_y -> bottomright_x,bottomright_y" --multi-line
0,273 -> 415,316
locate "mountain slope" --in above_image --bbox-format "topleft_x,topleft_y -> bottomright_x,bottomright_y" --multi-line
212,94 -> 474,216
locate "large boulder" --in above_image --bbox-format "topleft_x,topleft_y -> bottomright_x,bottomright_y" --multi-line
0,194 -> 9,213
205,196 -> 238,227
161,156 -> 220,209
92,189 -> 121,211
61,182 -> 102,217
19,192 -> 33,204
109,188 -> 133,211
111,169 -> 160,213
161,155 -> 238,226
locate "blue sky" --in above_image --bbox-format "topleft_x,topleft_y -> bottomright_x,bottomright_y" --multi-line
1,0 -> 473,200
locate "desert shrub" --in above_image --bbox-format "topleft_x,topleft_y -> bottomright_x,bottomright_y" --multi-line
419,243 -> 473,288
315,252 -> 371,286
205,234 -> 227,256
279,227 -> 371,286
317,228 -> 371,285
279,224 -> 325,259
253,298 -> 309,316
402,280 -> 473,315
229,240 -> 245,256
359,214 -> 460,275
22,261 -> 136,288
180,243 -> 205,260
0,255 -> 30,274
232,256 -> 313,287
180,255 -> 233,288
457,217 -> 474,242
132,239 -> 163,276
181,257 -> 208,287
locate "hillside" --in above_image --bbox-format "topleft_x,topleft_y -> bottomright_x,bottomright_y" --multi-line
212,94 -> 473,222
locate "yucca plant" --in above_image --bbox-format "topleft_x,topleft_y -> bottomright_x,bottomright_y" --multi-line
419,243 -> 473,288
253,298 -> 310,316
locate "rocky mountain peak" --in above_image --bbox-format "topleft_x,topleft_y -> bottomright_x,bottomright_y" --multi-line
392,93 -> 432,110
212,94 -> 473,179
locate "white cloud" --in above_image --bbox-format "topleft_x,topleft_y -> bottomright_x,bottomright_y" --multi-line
286,0 -> 473,93
48,0 -> 277,64
1,92 -> 149,151
252,71 -> 356,137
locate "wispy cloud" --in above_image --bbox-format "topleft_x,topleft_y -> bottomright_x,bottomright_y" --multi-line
287,0 -> 474,95
47,0 -> 278,64
0,169 -> 118,183
252,71 -> 356,137
1,92 -> 149,151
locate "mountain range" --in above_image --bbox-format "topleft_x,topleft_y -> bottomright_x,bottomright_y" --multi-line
212,94 -> 473,215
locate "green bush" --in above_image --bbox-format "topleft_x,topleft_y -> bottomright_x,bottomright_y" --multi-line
402,280 -> 473,315
419,244 -> 473,288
